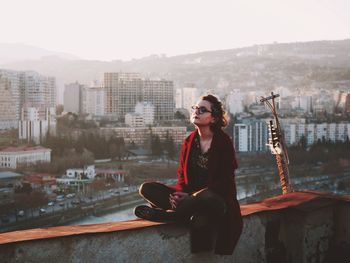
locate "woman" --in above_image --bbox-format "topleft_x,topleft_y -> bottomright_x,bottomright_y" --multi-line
134,94 -> 243,255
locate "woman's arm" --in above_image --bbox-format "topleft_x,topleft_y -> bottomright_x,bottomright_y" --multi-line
175,140 -> 188,192
208,134 -> 237,197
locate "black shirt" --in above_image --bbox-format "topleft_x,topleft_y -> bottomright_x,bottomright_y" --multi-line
188,134 -> 209,192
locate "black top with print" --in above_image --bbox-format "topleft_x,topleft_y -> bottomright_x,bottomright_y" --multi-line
188,134 -> 209,192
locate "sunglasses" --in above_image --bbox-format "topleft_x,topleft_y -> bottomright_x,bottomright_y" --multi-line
191,105 -> 212,114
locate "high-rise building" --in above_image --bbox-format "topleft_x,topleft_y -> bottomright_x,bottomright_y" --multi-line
64,82 -> 84,114
233,119 -> 268,152
183,87 -> 199,111
0,75 -> 17,129
175,86 -> 199,112
104,73 -> 174,121
291,95 -> 313,113
0,69 -> 56,130
0,70 -> 22,123
105,73 -> 142,119
175,88 -> 182,109
227,90 -> 244,115
23,72 -> 56,107
82,86 -> 105,117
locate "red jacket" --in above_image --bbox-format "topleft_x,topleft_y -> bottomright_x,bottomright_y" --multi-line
176,128 -> 243,255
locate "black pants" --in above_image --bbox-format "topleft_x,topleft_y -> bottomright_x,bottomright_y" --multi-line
138,182 -> 227,252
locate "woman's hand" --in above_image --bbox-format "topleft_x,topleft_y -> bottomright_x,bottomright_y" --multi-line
169,192 -> 189,210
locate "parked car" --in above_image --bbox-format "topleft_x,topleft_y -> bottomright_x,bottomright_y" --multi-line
59,202 -> 65,207
48,201 -> 55,206
56,195 -> 65,202
66,193 -> 76,198
39,208 -> 46,215
1,216 -> 10,223
71,200 -> 80,205
18,210 -> 25,217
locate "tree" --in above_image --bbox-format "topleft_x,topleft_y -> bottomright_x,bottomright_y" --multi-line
174,111 -> 186,120
298,135 -> 307,150
23,191 -> 49,217
108,143 -> 118,160
14,182 -> 32,194
164,133 -> 176,160
14,193 -> 32,220
0,202 -> 15,220
151,135 -> 162,157
90,179 -> 106,199
56,104 -> 64,115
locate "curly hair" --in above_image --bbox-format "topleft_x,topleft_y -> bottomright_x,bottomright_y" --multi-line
201,94 -> 229,131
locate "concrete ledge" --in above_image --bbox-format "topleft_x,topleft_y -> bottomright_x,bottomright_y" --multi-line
1,191 -> 350,262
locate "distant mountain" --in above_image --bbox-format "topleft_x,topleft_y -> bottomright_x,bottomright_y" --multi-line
0,43 -> 80,64
1,39 -> 350,103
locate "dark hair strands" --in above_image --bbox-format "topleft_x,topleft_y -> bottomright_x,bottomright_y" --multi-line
201,94 -> 229,131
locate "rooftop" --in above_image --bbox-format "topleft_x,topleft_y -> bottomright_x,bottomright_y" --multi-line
0,171 -> 23,179
0,146 -> 51,153
0,190 -> 349,262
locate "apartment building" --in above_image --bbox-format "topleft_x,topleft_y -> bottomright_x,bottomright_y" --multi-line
104,73 -> 174,121
0,69 -> 56,129
82,86 -> 105,117
233,119 -> 268,152
100,126 -> 187,146
283,122 -> 350,146
18,105 -> 56,144
0,75 -> 17,129
64,82 -> 84,114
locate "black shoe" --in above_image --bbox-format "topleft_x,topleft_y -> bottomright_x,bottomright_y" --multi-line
134,205 -> 176,222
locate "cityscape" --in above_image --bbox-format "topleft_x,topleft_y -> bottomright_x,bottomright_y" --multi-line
1,0 -> 350,260
1,40 -> 350,234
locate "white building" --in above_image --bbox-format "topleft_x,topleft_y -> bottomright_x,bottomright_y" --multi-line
64,82 -> 83,114
100,126 -> 187,146
283,122 -> 350,146
291,96 -> 313,113
175,86 -> 199,111
233,119 -> 268,152
125,113 -> 144,127
227,90 -> 244,115
175,88 -> 182,109
18,105 -> 56,144
182,87 -> 199,112
66,165 -> 96,180
135,102 -> 155,125
82,86 -> 105,117
0,146 -> 51,169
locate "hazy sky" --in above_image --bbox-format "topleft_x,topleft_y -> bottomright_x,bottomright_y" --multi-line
1,0 -> 349,61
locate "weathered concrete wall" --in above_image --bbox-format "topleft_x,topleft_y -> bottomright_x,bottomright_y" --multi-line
1,200 -> 350,262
